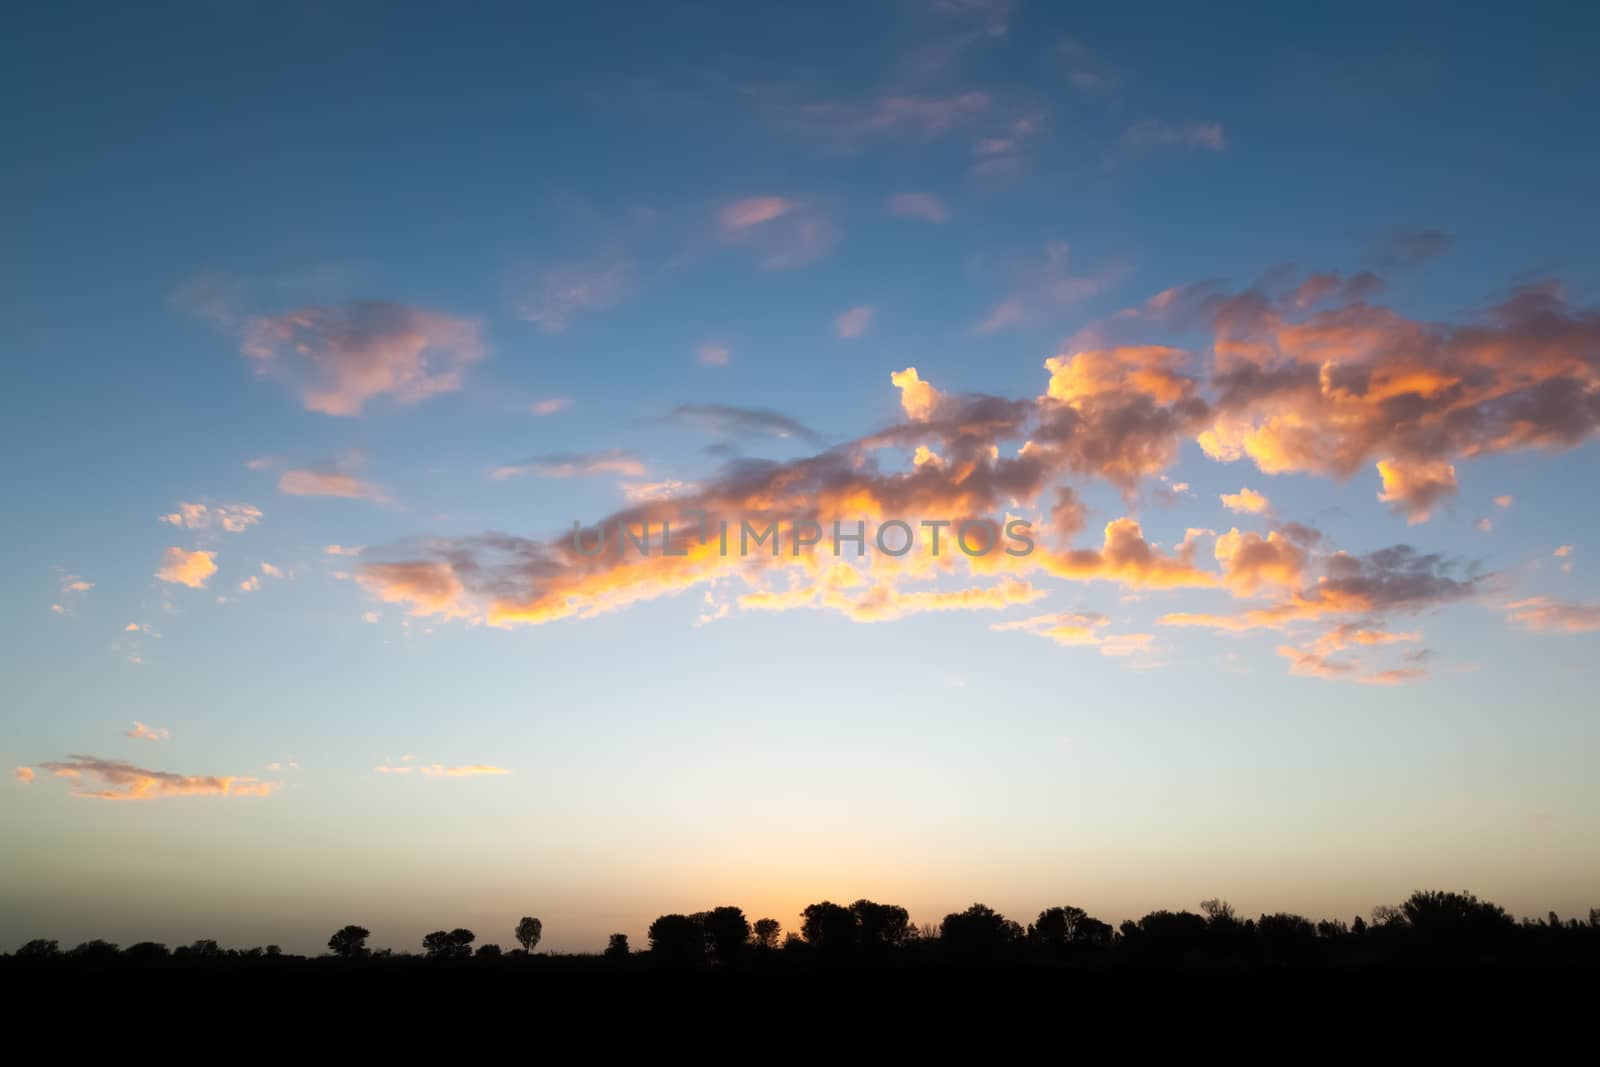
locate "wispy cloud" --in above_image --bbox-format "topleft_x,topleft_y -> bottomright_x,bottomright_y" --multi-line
696,343 -> 731,367
530,396 -> 572,416
35,755 -> 278,800
124,721 -> 170,743
490,450 -> 647,480
512,260 -> 633,334
665,403 -> 822,444
835,306 -> 874,339
279,468 -> 390,504
1121,119 -> 1226,153
974,242 -> 1128,333
1377,229 -> 1453,269
887,192 -> 949,223
375,759 -> 510,777
717,197 -> 837,270
1504,597 -> 1600,634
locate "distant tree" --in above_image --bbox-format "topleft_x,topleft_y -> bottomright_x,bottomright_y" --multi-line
327,924 -> 371,959
68,939 -> 121,962
604,933 -> 630,960
1075,917 -> 1114,945
800,901 -> 858,951
1033,906 -> 1089,947
15,939 -> 61,959
700,906 -> 751,962
1401,890 -> 1510,932
1401,890 -> 1513,958
125,941 -> 171,963
1257,913 -> 1318,955
515,916 -> 543,955
1200,899 -> 1238,926
940,903 -> 1023,956
1122,910 -> 1208,960
1370,905 -> 1406,928
186,939 -> 223,959
647,914 -> 704,965
751,918 -> 782,950
265,945 -> 282,957
1591,908 -> 1600,929
852,900 -> 912,949
475,943 -> 503,959
1351,916 -> 1368,935
423,929 -> 476,959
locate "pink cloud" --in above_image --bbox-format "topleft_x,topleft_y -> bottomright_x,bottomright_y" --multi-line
887,192 -> 949,223
241,301 -> 484,416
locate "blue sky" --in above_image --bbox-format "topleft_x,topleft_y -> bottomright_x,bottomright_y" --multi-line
3,1 -> 1598,953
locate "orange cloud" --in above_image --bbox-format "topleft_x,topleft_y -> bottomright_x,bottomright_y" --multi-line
1276,645 -> 1424,685
991,611 -> 1155,657
357,561 -> 472,620
15,766 -> 33,783
531,396 -> 572,416
1213,528 -> 1307,594
1038,519 -> 1214,589
890,367 -> 942,421
36,756 -> 277,800
1376,458 -> 1458,524
1196,282 -> 1600,507
124,721 -> 170,743
156,547 -> 216,589
1220,487 -> 1270,514
158,502 -> 262,533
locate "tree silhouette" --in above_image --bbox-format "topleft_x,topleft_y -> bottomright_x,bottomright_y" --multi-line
699,906 -> 750,963
4,886 -> 1595,971
940,903 -> 1023,957
15,939 -> 60,959
647,914 -> 704,964
1032,906 -> 1088,947
604,933 -> 630,960
68,939 -> 120,962
852,899 -> 913,950
423,928 -> 476,959
328,924 -> 371,959
515,916 -> 543,955
751,918 -> 781,950
800,901 -> 858,951
126,941 -> 170,963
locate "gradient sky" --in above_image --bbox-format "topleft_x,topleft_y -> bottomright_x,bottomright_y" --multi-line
4,1 -> 1599,954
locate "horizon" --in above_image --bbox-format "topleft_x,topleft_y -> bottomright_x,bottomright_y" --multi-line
3,1 -> 1598,959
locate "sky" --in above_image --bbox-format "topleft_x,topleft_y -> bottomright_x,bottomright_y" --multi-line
3,1 -> 1599,954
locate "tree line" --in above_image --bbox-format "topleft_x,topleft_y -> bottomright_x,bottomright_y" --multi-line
8,892 -> 1600,968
